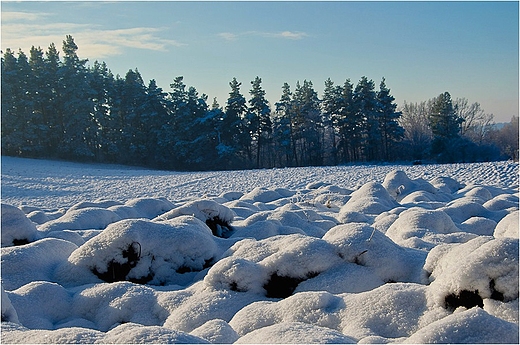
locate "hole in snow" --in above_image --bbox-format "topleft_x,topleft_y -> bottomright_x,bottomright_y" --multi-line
12,238 -> 30,246
205,217 -> 234,238
263,272 -> 319,299
92,242 -> 147,283
444,290 -> 484,311
489,279 -> 505,301
176,258 -> 214,274
229,281 -> 247,292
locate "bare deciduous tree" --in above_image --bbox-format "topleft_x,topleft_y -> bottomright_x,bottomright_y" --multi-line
399,101 -> 433,160
455,98 -> 495,144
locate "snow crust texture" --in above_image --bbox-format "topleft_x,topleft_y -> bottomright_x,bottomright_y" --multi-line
1,157 -> 518,344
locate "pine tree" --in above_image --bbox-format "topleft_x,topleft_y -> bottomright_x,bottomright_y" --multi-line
429,91 -> 464,161
88,61 -> 114,161
119,68 -> 151,164
273,82 -> 296,166
248,76 -> 272,168
223,78 -> 249,167
321,78 -> 343,164
169,76 -> 212,169
208,98 -> 232,168
335,79 -> 360,162
145,79 -> 173,167
14,49 -> 38,155
43,43 -> 62,154
353,76 -> 378,161
293,80 -> 322,166
376,78 -> 404,161
1,48 -> 24,155
27,46 -> 49,154
429,92 -> 462,138
59,35 -> 95,159
184,85 -> 214,169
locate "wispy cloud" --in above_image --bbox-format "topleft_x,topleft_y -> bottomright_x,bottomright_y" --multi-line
1,10 -> 51,21
1,11 -> 185,59
261,31 -> 308,40
218,30 -> 309,41
218,32 -> 239,41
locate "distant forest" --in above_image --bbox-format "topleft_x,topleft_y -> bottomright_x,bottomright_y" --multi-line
2,35 -> 518,171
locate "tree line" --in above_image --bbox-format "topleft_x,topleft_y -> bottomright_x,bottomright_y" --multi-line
2,35 -> 518,171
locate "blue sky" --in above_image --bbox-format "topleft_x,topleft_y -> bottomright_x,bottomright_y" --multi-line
2,1 -> 518,122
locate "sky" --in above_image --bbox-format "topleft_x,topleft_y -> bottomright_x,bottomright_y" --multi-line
1,1 -> 518,122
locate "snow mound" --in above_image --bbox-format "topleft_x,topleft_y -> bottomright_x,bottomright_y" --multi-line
386,207 -> 476,250
460,185 -> 493,202
67,281 -> 165,331
404,307 -> 519,344
235,321 -> 356,344
230,284 -> 440,341
7,281 -> 71,330
340,182 -> 398,216
0,322 -> 104,344
338,283 -> 438,340
494,210 -> 519,238
163,285 -> 263,333
190,318 -> 239,343
205,234 -> 342,297
483,193 -> 519,211
1,238 -> 78,290
430,176 -> 464,193
1,204 -> 40,246
382,170 -> 437,202
229,291 -> 345,337
0,321 -> 209,344
38,207 -> 121,232
323,222 -> 426,284
239,187 -> 284,203
425,236 -> 519,309
103,322 -> 208,344
1,285 -> 19,324
68,200 -> 122,212
120,197 -> 176,218
60,216 -> 226,286
154,199 -> 236,238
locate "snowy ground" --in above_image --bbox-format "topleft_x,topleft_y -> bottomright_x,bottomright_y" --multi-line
1,156 -> 519,343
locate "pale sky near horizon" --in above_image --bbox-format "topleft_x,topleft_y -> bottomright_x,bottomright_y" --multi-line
1,1 -> 518,122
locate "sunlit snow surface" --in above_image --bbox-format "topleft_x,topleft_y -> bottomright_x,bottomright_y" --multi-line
1,156 -> 518,344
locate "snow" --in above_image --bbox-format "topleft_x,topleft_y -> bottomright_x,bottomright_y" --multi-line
1,156 -> 518,343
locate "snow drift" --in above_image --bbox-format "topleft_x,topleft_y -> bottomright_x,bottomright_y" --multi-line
1,157 -> 518,343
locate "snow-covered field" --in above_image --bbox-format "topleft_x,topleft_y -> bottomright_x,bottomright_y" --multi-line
1,156 -> 519,343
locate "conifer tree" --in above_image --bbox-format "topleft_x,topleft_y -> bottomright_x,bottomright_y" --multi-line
321,78 -> 345,164
1,48 -> 24,155
169,76 -> 212,169
429,91 -> 464,161
43,43 -> 62,154
88,61 -> 114,160
145,79 -> 173,167
120,69 -> 150,163
209,97 -> 232,167
335,79 -> 359,162
27,46 -> 48,153
429,92 -> 462,138
274,82 -> 296,166
353,76 -> 378,160
59,35 -> 95,159
248,76 -> 272,168
376,77 -> 404,161
293,80 -> 322,165
223,78 -> 249,166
